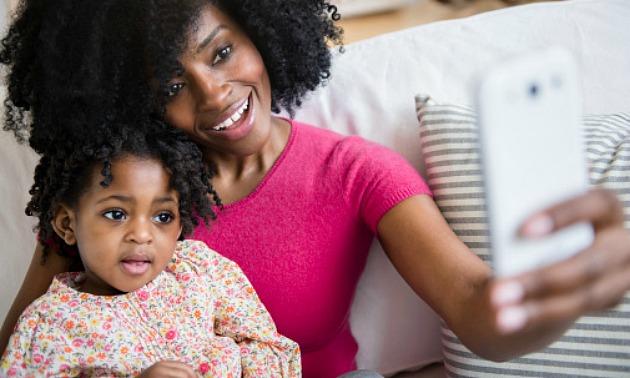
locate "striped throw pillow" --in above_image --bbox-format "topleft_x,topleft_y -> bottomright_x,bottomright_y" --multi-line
416,95 -> 630,377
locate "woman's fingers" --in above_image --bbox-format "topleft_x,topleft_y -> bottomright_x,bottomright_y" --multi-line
520,228 -> 630,298
491,186 -> 630,335
520,188 -> 623,236
498,263 -> 630,334
493,228 -> 630,334
492,228 -> 627,307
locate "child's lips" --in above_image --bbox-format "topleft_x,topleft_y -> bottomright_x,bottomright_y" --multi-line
120,260 -> 151,275
120,254 -> 152,275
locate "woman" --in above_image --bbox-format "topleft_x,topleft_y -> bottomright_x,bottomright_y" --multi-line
2,1 -> 629,377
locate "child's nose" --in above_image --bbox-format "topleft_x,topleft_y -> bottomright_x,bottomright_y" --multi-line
127,218 -> 153,244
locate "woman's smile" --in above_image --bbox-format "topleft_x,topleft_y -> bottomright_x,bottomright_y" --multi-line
208,94 -> 249,131
201,92 -> 256,141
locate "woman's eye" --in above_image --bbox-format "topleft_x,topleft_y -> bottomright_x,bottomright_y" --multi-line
103,210 -> 126,221
212,45 -> 233,65
166,82 -> 185,97
153,212 -> 174,224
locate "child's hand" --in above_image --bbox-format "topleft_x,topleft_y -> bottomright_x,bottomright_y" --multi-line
491,188 -> 630,334
138,361 -> 200,378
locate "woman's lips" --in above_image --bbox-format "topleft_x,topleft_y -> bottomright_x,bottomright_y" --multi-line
211,97 -> 249,131
203,93 -> 255,141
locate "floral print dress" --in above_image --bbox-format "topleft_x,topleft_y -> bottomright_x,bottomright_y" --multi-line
0,240 -> 301,377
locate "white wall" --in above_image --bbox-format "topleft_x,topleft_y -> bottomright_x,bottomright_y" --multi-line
1,1 -> 5,36
6,0 -> 17,14
0,0 -> 39,323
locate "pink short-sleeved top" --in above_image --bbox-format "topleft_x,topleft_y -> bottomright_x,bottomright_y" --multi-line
193,120 -> 431,378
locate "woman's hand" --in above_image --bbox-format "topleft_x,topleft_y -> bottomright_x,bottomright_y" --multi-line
491,188 -> 630,334
138,361 -> 199,378
378,190 -> 628,361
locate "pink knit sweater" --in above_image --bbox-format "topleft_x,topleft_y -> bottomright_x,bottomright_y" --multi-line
193,120 -> 431,378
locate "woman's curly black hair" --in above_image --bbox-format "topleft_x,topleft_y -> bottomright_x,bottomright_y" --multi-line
29,119 -> 221,262
0,0 -> 343,154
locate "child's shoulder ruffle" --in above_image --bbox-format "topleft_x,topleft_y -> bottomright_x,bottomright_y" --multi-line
166,239 -> 238,275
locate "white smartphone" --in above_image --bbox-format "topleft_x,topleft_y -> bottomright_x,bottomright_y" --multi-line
476,48 -> 594,277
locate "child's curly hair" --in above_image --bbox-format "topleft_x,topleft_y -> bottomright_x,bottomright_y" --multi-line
29,120 -> 221,261
0,0 -> 343,153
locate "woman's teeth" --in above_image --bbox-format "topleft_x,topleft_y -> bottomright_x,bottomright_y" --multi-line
212,98 -> 249,131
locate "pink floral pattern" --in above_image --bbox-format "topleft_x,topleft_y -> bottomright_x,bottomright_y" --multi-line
0,240 -> 300,377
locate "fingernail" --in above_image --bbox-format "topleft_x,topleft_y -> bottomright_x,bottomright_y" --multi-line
492,281 -> 524,307
522,213 -> 554,237
497,306 -> 528,334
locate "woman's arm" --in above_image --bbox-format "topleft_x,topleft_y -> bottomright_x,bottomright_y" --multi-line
0,243 -> 70,355
378,189 -> 630,362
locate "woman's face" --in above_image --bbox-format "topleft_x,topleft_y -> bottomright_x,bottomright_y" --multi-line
164,5 -> 273,157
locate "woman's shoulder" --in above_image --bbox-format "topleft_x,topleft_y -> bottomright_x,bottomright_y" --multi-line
291,119 -> 346,145
290,118 -> 389,157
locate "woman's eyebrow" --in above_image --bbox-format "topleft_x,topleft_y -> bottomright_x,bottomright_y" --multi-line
196,25 -> 226,54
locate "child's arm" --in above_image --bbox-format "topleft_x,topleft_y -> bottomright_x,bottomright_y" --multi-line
0,303 -> 63,377
210,258 -> 301,377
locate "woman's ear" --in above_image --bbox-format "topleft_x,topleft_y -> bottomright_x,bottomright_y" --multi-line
51,205 -> 77,245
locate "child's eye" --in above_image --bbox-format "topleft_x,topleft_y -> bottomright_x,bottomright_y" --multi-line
166,82 -> 185,98
153,212 -> 175,224
212,45 -> 232,65
103,210 -> 126,221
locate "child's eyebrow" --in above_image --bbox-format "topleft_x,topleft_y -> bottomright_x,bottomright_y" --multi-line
95,195 -> 132,204
94,195 -> 177,205
153,196 -> 178,205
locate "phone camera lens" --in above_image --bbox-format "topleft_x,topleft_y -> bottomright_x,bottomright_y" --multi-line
551,75 -> 563,88
529,84 -> 539,97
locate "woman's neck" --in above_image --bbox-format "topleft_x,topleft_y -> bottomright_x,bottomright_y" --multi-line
206,117 -> 291,205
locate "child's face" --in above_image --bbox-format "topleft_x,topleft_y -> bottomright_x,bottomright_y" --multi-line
55,156 -> 182,295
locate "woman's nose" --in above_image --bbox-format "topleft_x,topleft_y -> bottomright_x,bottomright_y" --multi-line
190,70 -> 232,112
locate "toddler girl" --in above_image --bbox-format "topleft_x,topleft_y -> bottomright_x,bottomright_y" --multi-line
0,124 -> 300,377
